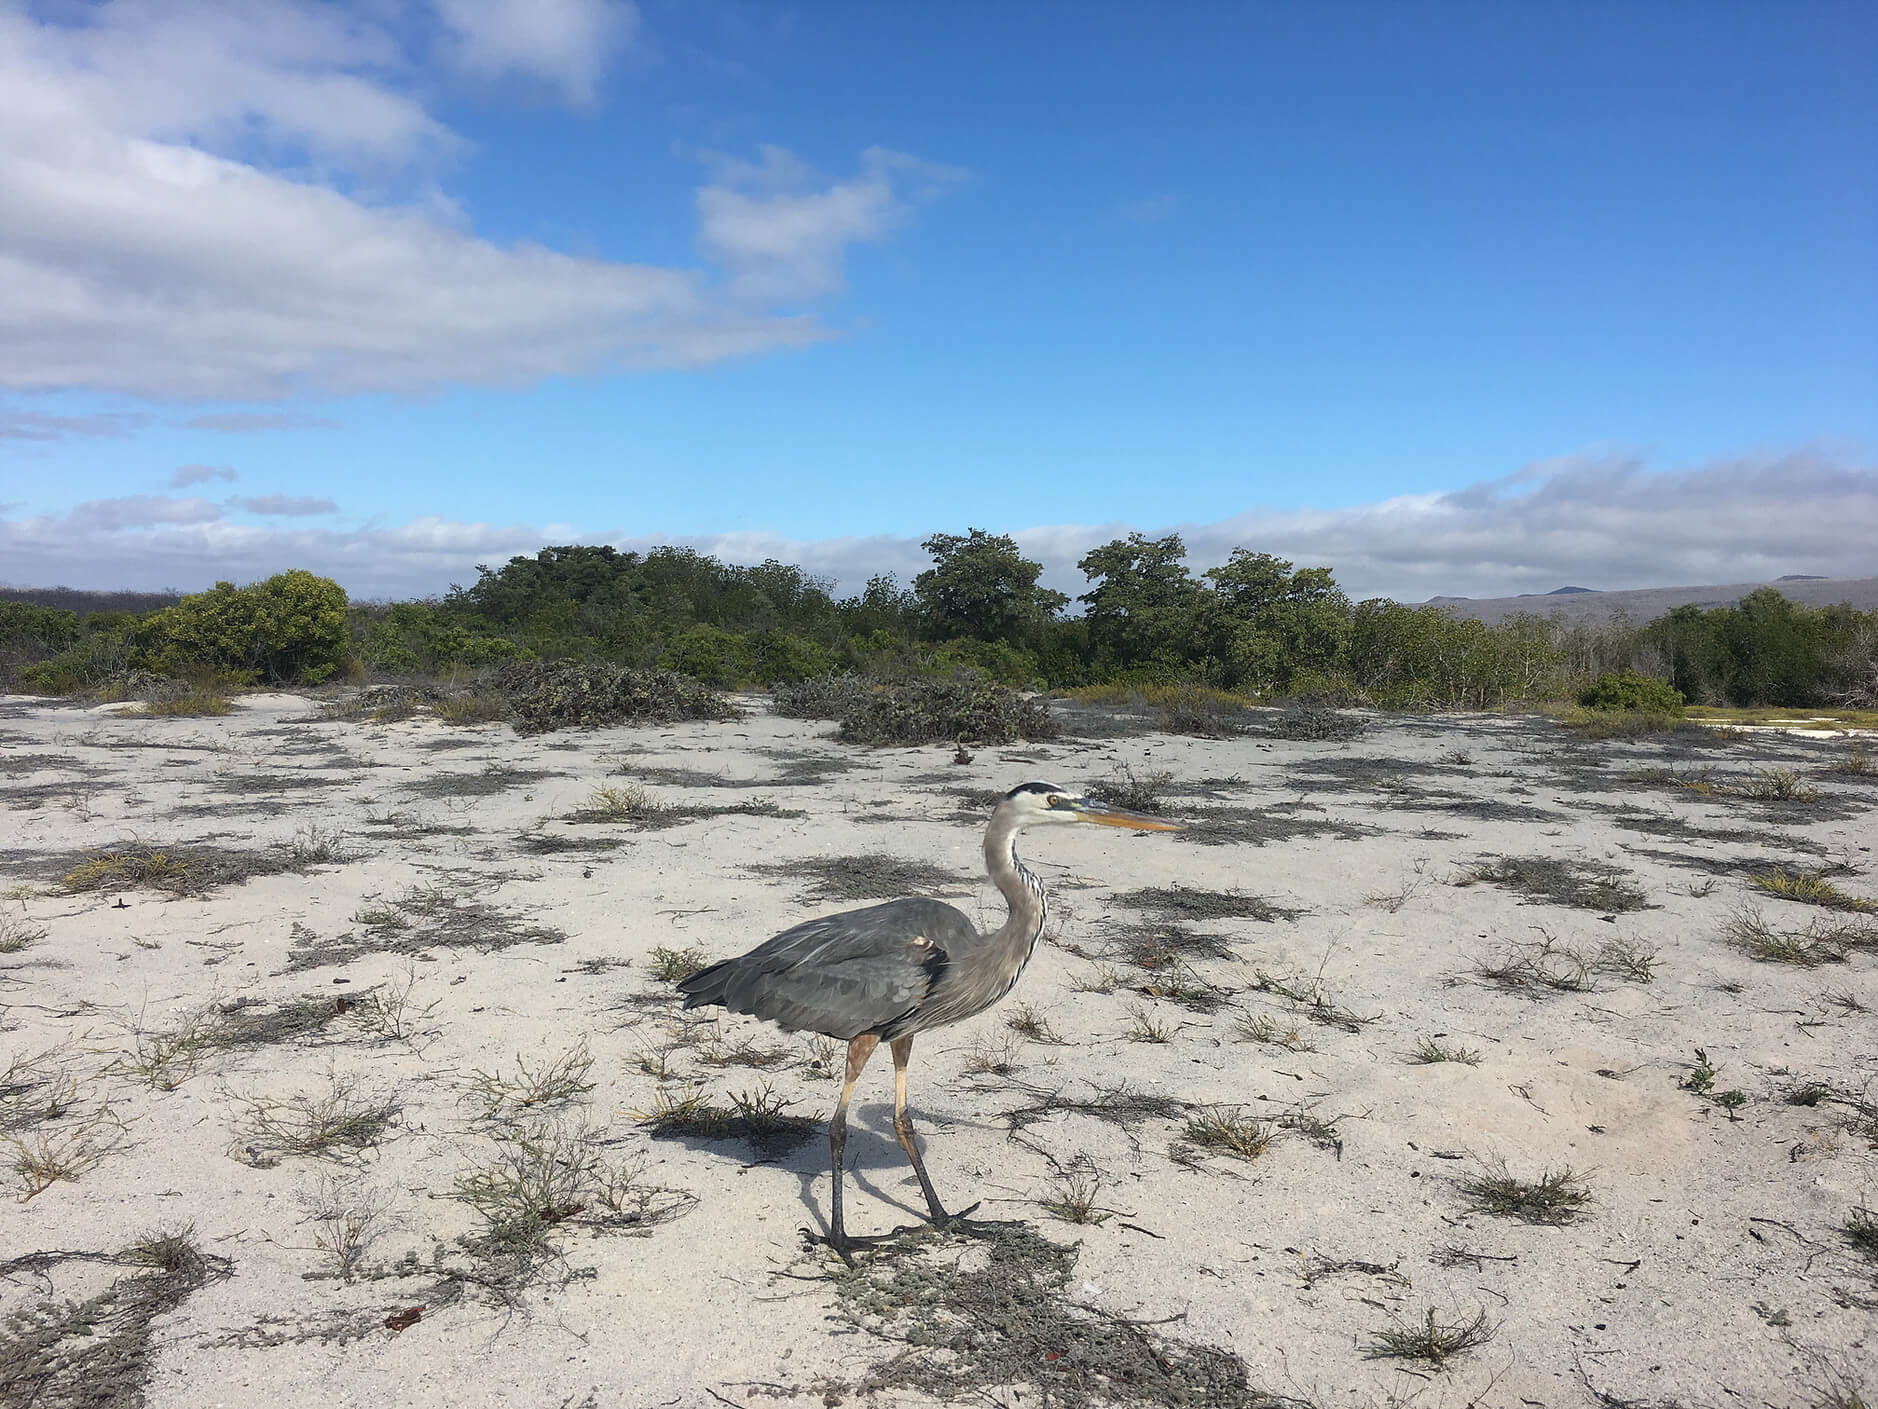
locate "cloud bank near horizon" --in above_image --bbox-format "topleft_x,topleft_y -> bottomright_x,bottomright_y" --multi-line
2,449 -> 1871,606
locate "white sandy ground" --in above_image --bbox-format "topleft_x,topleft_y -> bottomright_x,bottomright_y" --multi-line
0,690 -> 1873,1409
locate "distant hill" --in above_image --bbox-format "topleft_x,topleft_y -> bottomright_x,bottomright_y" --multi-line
1426,575 -> 1878,626
0,584 -> 183,616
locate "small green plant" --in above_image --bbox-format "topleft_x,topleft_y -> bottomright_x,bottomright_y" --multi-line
1005,1002 -> 1064,1044
1722,908 -> 1861,965
1459,1163 -> 1591,1224
1577,669 -> 1685,715
1738,768 -> 1822,802
1233,1010 -> 1316,1052
1827,740 -> 1874,776
962,1033 -> 1023,1077
1126,1007 -> 1174,1044
465,1042 -> 596,1121
571,782 -> 668,822
1249,968 -> 1373,1032
1681,1048 -> 1719,1095
647,944 -> 710,983
0,907 -> 47,955
1089,762 -> 1176,815
234,1077 -> 400,1165
1410,1036 -> 1482,1066
1179,1108 -> 1273,1163
1846,1205 -> 1878,1262
7,1107 -> 125,1200
1367,1307 -> 1498,1366
301,1176 -> 391,1278
1039,1163 -> 1111,1225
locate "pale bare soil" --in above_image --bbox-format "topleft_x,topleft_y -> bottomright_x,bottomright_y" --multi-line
1,691 -> 1873,1409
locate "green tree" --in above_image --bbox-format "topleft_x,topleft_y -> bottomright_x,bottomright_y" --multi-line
1076,533 -> 1203,668
1198,550 -> 1352,695
914,529 -> 1067,643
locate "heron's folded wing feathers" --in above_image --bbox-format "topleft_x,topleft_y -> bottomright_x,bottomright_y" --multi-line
680,899 -> 974,1040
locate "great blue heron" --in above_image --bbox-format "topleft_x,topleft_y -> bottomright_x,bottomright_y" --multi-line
678,781 -> 1180,1260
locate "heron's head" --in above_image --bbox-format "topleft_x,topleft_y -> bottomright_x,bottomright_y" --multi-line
999,780 -> 1181,832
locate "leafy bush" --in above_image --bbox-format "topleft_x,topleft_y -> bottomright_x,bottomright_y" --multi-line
15,629 -> 135,694
496,663 -> 742,735
837,679 -> 1058,745
1577,669 -> 1685,715
135,571 -> 349,685
751,631 -> 838,684
662,624 -> 757,688
348,602 -> 526,675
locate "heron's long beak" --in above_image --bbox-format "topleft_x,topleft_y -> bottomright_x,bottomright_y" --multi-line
1069,798 -> 1183,831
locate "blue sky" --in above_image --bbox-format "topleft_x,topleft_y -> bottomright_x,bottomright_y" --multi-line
2,0 -> 1874,600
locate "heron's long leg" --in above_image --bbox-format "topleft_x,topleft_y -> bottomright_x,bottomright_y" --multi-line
827,1034 -> 878,1260
890,1036 -> 980,1227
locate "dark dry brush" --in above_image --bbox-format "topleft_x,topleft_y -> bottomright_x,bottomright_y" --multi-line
829,1222 -> 1308,1409
399,764 -> 559,799
769,672 -> 877,721
749,852 -> 970,902
55,838 -> 340,898
1174,803 -> 1378,849
0,1230 -> 232,1409
491,662 -> 743,735
1111,886 -> 1299,923
289,882 -> 565,971
837,679 -> 1058,746
1463,855 -> 1650,912
1267,703 -> 1367,742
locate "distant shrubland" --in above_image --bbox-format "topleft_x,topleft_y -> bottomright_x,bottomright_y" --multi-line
5,533 -> 1875,719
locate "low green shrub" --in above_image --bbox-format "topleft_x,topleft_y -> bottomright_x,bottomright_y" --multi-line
135,570 -> 349,685
1578,669 -> 1685,715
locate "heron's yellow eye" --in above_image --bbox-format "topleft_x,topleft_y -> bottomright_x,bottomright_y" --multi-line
1046,794 -> 1063,808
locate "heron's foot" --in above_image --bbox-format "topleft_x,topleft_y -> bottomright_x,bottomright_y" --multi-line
926,1198 -> 982,1230
801,1225 -> 887,1268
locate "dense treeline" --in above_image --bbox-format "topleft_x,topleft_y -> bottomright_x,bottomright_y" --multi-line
4,531 -> 1875,710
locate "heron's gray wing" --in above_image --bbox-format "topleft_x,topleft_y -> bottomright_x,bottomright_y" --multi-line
678,898 -> 977,1040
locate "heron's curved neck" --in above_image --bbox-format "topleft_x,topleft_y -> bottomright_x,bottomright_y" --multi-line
984,811 -> 1047,973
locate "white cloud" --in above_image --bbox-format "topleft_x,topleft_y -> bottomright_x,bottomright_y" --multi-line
433,0 -> 637,106
170,464 -> 237,487
230,494 -> 338,516
185,413 -> 341,433
64,495 -> 222,531
4,448 -> 1872,605
0,4 -> 952,402
697,146 -> 965,303
0,406 -> 150,440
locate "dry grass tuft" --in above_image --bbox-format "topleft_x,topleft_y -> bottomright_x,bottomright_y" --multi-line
1410,1036 -> 1482,1065
1723,907 -> 1873,965
1368,1307 -> 1498,1365
233,1076 -> 401,1165
465,1042 -> 596,1122
1459,1163 -> 1592,1224
1177,1108 -> 1273,1164
0,906 -> 47,955
1748,868 -> 1875,913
